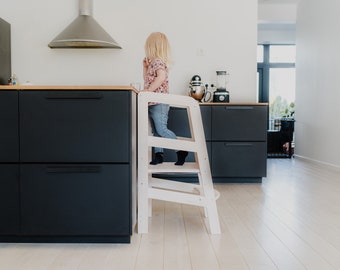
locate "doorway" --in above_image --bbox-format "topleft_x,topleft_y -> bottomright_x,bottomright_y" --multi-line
257,44 -> 296,157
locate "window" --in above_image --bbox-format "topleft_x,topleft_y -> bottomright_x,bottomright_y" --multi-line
257,45 -> 264,63
270,45 -> 296,63
257,44 -> 296,129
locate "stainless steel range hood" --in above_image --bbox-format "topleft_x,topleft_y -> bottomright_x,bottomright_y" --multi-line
48,0 -> 122,49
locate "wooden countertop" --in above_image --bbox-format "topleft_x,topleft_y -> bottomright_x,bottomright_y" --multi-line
0,85 -> 139,93
0,85 -> 267,105
199,102 -> 268,106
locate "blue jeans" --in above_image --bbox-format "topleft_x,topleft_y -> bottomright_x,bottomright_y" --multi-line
148,104 -> 177,153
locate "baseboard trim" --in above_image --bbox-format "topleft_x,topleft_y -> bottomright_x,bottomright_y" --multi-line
0,235 -> 131,243
294,155 -> 340,171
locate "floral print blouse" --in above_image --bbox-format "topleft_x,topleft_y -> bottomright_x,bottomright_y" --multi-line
144,58 -> 169,94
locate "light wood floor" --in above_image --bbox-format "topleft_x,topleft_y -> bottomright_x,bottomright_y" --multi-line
1,158 -> 340,270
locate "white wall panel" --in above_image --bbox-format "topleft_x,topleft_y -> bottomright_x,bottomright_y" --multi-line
0,0 -> 257,102
295,0 -> 340,168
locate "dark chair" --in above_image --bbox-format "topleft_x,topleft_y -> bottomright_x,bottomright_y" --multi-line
267,118 -> 295,158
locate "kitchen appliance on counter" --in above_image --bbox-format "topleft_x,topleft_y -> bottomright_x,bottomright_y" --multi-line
0,18 -> 11,85
188,75 -> 211,102
213,71 -> 229,102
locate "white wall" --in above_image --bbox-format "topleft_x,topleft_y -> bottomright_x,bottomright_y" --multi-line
0,0 -> 257,102
258,23 -> 296,44
258,2 -> 297,44
295,0 -> 340,168
258,2 -> 297,23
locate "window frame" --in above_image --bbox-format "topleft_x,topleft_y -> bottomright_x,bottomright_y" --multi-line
257,44 -> 295,103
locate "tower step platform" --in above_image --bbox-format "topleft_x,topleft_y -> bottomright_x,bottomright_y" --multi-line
137,92 -> 221,234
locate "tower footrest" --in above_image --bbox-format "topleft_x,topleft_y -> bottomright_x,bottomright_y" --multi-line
148,162 -> 200,174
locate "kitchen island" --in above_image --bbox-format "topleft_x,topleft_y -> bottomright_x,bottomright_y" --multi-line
0,85 -> 137,243
1,85 -> 267,242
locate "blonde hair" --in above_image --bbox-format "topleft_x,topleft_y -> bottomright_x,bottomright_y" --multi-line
144,32 -> 171,65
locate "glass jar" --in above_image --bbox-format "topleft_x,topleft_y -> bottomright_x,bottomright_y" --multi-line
216,71 -> 228,90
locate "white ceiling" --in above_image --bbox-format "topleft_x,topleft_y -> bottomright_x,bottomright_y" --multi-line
258,0 -> 298,23
258,0 -> 299,3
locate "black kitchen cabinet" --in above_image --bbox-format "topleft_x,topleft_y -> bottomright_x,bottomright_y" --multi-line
0,88 -> 136,243
20,164 -> 130,236
211,142 -> 267,177
210,105 -> 267,182
0,91 -> 20,235
165,104 -> 267,183
211,106 -> 267,141
0,164 -> 20,234
0,91 -> 18,162
20,91 -> 130,163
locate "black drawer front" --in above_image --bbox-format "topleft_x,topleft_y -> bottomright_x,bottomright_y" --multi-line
200,106 -> 212,140
163,141 -> 212,164
20,164 -> 130,235
0,91 -> 19,162
212,106 -> 267,141
168,106 -> 211,140
164,106 -> 211,163
211,142 -> 267,177
0,164 -> 20,234
19,91 -> 130,163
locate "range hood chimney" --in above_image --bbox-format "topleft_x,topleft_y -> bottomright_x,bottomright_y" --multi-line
48,0 -> 122,49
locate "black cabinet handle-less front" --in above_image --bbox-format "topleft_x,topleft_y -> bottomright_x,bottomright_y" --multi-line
46,166 -> 102,174
224,143 -> 253,147
224,106 -> 254,110
44,92 -> 103,99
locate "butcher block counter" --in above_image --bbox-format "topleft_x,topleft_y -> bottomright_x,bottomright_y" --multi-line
0,85 -> 137,243
0,85 -> 139,92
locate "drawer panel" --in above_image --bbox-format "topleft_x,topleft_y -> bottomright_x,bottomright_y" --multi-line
211,142 -> 267,177
200,106 -> 211,140
168,106 -> 211,140
0,91 -> 19,162
163,106 -> 211,163
20,164 -> 130,235
163,141 -> 211,164
0,164 -> 20,234
212,105 -> 267,141
19,91 -> 130,163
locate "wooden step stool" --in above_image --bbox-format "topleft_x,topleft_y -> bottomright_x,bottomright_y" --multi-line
137,92 -> 221,234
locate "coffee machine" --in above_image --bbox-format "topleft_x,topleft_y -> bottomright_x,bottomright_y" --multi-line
213,71 -> 229,102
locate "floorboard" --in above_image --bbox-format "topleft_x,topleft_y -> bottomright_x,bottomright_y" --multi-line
1,158 -> 340,269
